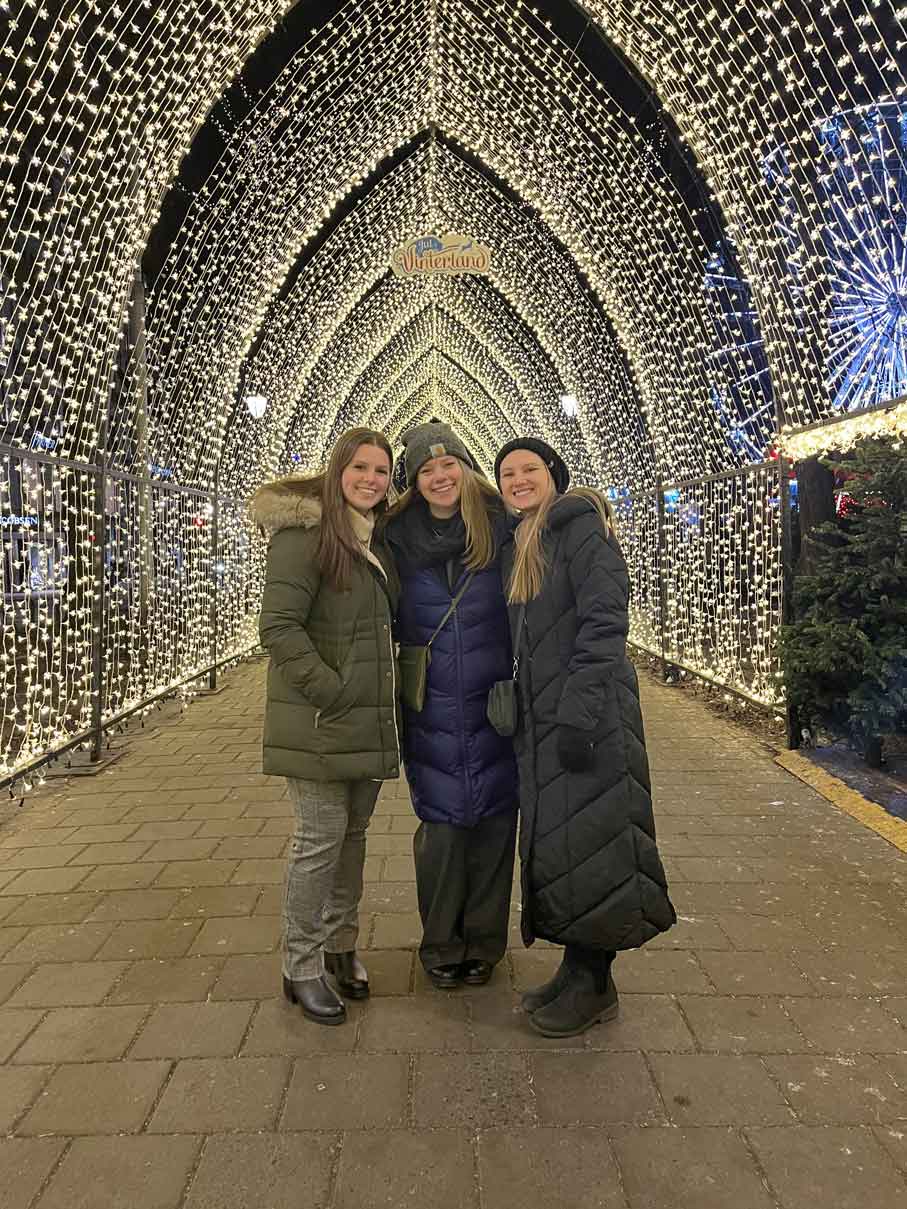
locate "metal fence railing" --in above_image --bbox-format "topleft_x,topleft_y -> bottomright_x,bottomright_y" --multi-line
1,443 -> 264,786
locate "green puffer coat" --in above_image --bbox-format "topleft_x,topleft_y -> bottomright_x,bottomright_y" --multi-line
252,485 -> 401,782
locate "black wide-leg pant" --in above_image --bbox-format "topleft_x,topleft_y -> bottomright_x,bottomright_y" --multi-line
413,810 -> 517,970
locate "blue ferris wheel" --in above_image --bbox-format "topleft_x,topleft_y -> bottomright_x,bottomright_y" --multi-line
818,103 -> 907,412
762,101 -> 907,417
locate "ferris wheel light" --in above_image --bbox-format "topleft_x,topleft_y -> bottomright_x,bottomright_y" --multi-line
244,394 -> 269,419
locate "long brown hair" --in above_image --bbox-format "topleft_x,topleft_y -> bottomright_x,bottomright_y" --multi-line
508,485 -> 615,603
383,463 -> 503,570
254,428 -> 393,591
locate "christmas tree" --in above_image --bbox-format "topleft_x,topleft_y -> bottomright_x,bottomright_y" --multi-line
780,436 -> 907,759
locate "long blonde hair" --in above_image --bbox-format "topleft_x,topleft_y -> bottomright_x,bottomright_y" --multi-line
251,427 -> 393,591
508,485 -> 615,604
383,463 -> 503,571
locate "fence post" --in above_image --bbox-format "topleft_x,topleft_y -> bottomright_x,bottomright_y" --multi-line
655,477 -> 669,680
208,470 -> 219,691
130,263 -> 152,695
89,451 -> 108,762
778,454 -> 798,749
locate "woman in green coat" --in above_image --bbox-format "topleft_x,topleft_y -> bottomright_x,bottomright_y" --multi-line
251,427 -> 400,1026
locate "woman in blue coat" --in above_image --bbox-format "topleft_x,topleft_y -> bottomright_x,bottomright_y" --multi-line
384,422 -> 518,989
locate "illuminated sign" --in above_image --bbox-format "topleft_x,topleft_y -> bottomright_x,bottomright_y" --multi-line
391,233 -> 491,278
0,515 -> 39,527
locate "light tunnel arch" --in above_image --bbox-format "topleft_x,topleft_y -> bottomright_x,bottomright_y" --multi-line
273,281 -> 608,487
2,0 -> 905,782
218,141 -> 653,495
311,318 -> 548,472
143,35 -> 730,486
2,0 -> 903,469
307,311 -> 565,481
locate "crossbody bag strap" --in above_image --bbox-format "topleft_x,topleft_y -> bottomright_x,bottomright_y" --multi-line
511,605 -> 526,679
426,571 -> 476,650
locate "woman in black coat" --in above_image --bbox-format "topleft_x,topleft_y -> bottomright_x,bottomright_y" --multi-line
495,437 -> 675,1038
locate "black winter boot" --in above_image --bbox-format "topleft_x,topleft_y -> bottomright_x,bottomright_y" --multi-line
520,955 -> 570,1013
528,952 -> 618,1038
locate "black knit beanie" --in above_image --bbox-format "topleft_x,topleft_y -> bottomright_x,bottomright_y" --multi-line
494,437 -> 570,495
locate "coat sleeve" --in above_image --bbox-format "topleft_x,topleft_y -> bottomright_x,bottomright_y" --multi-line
556,522 -> 630,731
258,529 -> 343,710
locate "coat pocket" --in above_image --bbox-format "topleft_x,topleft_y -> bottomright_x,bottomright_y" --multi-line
315,648 -> 355,728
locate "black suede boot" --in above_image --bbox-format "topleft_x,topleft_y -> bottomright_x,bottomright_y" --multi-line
528,950 -> 618,1038
520,955 -> 570,1013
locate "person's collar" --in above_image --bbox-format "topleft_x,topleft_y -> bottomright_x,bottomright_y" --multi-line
347,506 -> 387,579
347,505 -> 375,542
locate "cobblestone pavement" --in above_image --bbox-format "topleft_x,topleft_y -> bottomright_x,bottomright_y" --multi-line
1,658 -> 906,1209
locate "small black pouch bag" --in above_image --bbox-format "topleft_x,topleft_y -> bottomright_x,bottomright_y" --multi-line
487,606 -> 526,738
397,645 -> 431,713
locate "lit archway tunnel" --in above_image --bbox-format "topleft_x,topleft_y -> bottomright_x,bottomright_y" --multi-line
1,0 -> 905,782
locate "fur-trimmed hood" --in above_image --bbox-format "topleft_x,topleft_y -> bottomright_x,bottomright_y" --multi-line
249,480 -> 322,536
248,480 -> 386,580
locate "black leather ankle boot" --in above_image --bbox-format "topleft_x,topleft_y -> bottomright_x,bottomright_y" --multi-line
282,974 -> 346,1025
324,951 -> 370,999
461,959 -> 494,986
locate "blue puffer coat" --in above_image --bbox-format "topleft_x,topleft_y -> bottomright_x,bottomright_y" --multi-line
386,503 -> 518,828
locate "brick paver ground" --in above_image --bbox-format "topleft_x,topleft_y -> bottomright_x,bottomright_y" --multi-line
1,657 -> 906,1209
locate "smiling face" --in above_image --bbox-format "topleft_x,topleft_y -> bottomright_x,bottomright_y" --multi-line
340,442 -> 392,514
416,454 -> 464,517
498,449 -> 556,514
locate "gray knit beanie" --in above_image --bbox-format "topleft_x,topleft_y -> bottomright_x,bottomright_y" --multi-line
401,422 -> 473,486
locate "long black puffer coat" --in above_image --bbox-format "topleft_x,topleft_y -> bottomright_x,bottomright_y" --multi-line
500,493 -> 675,950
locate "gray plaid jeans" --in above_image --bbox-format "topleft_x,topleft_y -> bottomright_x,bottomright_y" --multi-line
283,776 -> 380,980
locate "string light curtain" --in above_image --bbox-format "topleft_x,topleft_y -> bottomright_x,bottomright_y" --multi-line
2,0 -> 905,775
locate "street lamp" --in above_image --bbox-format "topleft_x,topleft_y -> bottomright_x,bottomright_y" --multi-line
244,393 -> 268,419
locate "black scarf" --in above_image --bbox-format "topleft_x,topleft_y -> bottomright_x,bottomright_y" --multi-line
387,495 -> 468,573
